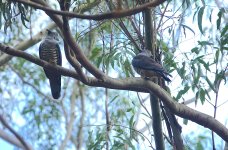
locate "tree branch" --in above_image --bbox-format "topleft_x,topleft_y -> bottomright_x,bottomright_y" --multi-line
1,43 -> 228,142
13,0 -> 166,20
143,5 -> 164,149
0,115 -> 32,150
60,0 -> 89,83
0,129 -> 32,149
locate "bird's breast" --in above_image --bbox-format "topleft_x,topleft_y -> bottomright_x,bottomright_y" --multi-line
40,45 -> 59,65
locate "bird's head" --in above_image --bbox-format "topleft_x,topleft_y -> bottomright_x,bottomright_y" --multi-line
138,49 -> 152,57
45,29 -> 60,43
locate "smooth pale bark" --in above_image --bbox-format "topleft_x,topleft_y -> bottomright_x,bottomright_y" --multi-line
144,6 -> 165,150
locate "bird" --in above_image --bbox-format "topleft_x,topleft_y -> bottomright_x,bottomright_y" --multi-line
131,50 -> 172,82
39,30 -> 62,99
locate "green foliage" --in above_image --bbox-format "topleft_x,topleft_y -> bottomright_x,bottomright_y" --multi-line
197,6 -> 205,34
85,94 -> 143,150
194,5 -> 227,36
175,85 -> 190,101
0,0 -> 30,32
76,17 -> 136,77
183,130 -> 225,150
216,8 -> 225,30
87,129 -> 106,150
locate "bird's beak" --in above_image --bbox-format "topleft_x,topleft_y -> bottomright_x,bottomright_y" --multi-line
46,29 -> 52,35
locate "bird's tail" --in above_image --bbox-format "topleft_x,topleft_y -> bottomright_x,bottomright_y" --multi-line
162,75 -> 171,82
49,76 -> 61,99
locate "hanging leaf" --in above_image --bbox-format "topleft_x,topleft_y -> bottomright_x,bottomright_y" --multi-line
90,47 -> 102,60
205,76 -> 216,92
183,0 -> 191,8
181,24 -> 195,35
198,58 -> 210,71
198,41 -> 213,46
221,23 -> 228,37
195,90 -> 199,106
215,49 -> 220,63
198,6 -> 205,34
199,88 -> 206,104
205,89 -> 211,100
191,47 -> 199,54
123,59 -> 134,77
194,64 -> 201,84
217,8 -> 225,30
175,85 -> 190,100
193,6 -> 200,21
18,3 -> 29,28
209,9 -> 213,22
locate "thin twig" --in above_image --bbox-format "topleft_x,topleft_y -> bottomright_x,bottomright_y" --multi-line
60,0 -> 88,83
77,81 -> 85,150
83,123 -> 154,148
137,93 -> 152,118
13,0 -> 167,20
156,1 -> 170,31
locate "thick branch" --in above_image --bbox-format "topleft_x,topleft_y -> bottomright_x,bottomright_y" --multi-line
0,129 -> 32,149
144,6 -> 164,149
1,44 -> 228,141
60,1 -> 88,83
0,115 -> 32,150
14,0 -> 166,20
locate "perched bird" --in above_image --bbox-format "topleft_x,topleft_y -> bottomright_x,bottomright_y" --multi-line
39,30 -> 62,99
132,50 -> 172,82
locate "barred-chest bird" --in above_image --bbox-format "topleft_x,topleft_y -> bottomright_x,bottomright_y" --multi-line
132,50 -> 172,82
39,30 -> 62,99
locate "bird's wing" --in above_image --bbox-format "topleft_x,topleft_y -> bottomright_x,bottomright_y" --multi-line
56,43 -> 62,66
39,42 -> 44,60
132,55 -> 167,73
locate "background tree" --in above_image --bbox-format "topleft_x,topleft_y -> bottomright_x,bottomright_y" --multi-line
0,0 -> 227,149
